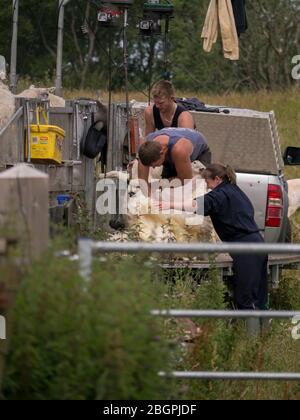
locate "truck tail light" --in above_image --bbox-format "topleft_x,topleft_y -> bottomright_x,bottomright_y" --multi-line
265,184 -> 283,228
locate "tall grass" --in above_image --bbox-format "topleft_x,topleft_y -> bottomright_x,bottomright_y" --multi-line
3,248 -> 175,400
2,238 -> 300,400
161,262 -> 300,400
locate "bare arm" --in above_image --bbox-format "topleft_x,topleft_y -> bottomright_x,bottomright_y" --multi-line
145,106 -> 155,136
138,160 -> 150,196
172,140 -> 194,183
178,111 -> 195,129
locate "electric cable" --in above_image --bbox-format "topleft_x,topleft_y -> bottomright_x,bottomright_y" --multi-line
147,33 -> 155,104
122,7 -> 131,162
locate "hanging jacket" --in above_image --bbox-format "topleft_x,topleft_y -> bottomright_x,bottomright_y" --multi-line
201,0 -> 239,61
231,0 -> 248,35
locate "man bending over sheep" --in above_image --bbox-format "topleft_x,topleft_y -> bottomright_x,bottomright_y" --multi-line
138,128 -> 211,193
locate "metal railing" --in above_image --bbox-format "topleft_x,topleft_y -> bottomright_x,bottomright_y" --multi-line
78,239 -> 300,281
158,372 -> 300,381
78,239 -> 300,382
0,106 -> 23,139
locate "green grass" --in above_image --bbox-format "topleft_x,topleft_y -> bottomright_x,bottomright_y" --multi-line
159,261 -> 300,400
3,248 -> 175,400
3,239 -> 300,400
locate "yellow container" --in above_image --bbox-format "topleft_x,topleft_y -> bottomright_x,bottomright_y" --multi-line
25,108 -> 65,164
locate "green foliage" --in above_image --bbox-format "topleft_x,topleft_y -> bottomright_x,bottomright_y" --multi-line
271,271 -> 300,311
158,257 -> 300,400
1,0 -> 299,92
2,240 -> 300,400
3,250 -> 172,400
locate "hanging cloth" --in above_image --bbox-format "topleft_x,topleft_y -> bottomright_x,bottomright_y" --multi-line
201,0 -> 239,61
231,0 -> 248,36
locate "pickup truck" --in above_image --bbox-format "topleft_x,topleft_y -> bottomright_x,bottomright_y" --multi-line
114,103 -> 294,244
104,102 -> 300,286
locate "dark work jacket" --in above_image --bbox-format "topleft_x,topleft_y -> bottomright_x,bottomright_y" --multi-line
153,104 -> 186,130
231,0 -> 248,35
197,181 -> 260,242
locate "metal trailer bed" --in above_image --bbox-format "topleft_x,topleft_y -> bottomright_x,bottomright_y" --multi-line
160,253 -> 300,288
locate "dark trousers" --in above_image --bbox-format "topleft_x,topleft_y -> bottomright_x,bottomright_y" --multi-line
230,233 -> 268,310
162,148 -> 212,179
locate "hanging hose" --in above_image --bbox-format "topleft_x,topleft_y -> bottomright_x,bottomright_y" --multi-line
148,34 -> 155,104
123,8 -> 131,164
164,17 -> 170,79
107,32 -> 113,174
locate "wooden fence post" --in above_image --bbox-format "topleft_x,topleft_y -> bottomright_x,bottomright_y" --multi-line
0,164 -> 49,258
0,164 -> 49,397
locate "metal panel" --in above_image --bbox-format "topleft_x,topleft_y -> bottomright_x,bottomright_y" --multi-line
131,103 -> 281,175
0,99 -> 97,197
194,113 -> 279,174
269,111 -> 284,171
107,103 -> 128,171
49,107 -> 74,162
0,101 -> 24,165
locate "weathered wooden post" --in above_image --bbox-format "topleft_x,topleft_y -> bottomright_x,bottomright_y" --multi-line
0,164 -> 49,259
0,164 -> 49,397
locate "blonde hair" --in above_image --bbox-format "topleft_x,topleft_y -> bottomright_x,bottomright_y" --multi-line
202,163 -> 237,185
151,80 -> 175,100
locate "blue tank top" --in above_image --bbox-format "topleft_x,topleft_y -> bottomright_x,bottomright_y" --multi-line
146,128 -> 209,161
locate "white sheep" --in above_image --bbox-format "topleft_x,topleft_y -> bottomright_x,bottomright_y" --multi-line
103,160 -> 217,244
0,82 -> 67,130
288,179 -> 300,218
16,85 -> 65,107
0,80 -> 15,129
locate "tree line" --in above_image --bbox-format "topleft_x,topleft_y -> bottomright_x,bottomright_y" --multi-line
0,0 -> 299,93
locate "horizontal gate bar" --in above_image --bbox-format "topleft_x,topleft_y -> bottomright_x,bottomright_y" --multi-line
159,371 -> 300,381
88,240 -> 300,256
151,310 -> 300,319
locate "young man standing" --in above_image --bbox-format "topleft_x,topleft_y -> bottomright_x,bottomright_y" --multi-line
145,80 -> 195,135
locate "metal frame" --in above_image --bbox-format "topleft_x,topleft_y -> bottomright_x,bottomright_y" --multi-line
56,0 -> 72,97
151,310 -> 300,319
78,239 -> 300,381
78,240 -> 300,281
10,0 -> 19,93
0,98 -> 97,210
159,372 -> 300,381
8,0 -> 71,95
80,239 -> 300,255
155,309 -> 300,381
0,106 -> 23,139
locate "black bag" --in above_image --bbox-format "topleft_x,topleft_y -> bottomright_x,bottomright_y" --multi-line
81,121 -> 108,160
176,97 -> 206,111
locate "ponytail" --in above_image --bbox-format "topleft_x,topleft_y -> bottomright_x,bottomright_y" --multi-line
225,165 -> 237,185
202,163 -> 237,185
